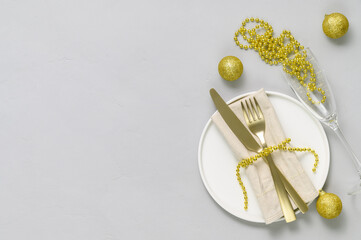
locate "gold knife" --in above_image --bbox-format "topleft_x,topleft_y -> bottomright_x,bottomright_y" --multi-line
210,89 -> 307,221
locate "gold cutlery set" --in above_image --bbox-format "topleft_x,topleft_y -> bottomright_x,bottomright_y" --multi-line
210,88 -> 308,223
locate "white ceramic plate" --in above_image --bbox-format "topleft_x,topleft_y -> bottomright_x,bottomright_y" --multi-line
198,91 -> 329,223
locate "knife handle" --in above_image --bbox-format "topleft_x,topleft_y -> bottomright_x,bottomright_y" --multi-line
264,154 -> 296,223
276,167 -> 309,214
261,156 -> 308,214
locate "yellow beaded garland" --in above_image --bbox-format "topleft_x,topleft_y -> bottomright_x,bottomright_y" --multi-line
234,18 -> 326,104
236,138 -> 319,210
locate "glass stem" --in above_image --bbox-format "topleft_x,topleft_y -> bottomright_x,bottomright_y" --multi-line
328,119 -> 361,176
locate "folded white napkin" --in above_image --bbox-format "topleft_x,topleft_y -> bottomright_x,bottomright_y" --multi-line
212,89 -> 318,224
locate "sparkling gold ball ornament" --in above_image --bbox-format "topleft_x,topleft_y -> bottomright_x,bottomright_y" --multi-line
316,190 -> 342,219
322,13 -> 349,39
218,56 -> 243,81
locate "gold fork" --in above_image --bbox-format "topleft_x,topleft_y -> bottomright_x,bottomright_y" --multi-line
241,97 -> 297,222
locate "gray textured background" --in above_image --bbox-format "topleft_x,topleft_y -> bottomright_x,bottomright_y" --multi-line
0,0 -> 360,239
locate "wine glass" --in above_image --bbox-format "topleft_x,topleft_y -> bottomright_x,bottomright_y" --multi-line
282,48 -> 361,195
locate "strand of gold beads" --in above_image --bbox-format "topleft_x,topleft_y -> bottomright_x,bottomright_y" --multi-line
236,138 -> 319,210
234,18 -> 326,104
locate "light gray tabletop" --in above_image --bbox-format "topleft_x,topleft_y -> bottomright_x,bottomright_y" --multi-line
1,0 -> 361,239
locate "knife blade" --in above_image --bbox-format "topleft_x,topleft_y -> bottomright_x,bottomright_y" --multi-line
210,88 -> 308,219
210,89 -> 261,153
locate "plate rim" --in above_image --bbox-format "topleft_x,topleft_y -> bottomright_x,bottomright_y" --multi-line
198,90 -> 330,223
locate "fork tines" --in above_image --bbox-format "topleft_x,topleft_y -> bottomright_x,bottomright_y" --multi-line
241,97 -> 263,123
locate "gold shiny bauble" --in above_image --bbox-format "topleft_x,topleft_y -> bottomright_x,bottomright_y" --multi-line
218,56 -> 243,81
322,13 -> 349,39
316,190 -> 342,219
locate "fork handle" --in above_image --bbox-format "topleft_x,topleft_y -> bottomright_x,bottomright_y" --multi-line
264,154 -> 296,222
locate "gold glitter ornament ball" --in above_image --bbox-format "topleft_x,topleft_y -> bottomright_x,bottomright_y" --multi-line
322,13 -> 349,39
316,190 -> 342,219
218,56 -> 243,81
